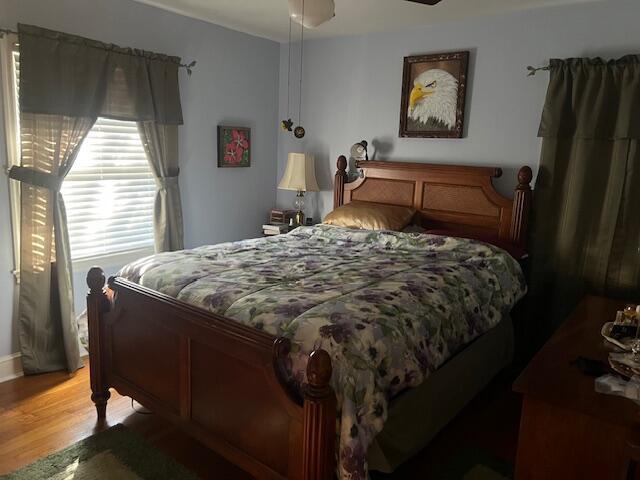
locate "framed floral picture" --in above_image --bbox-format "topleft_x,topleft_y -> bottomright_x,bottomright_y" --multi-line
399,51 -> 469,138
218,126 -> 251,167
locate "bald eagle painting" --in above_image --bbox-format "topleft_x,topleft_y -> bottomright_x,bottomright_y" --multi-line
399,51 -> 469,138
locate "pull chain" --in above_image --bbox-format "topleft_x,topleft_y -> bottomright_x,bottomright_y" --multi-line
294,0 -> 306,139
280,15 -> 294,132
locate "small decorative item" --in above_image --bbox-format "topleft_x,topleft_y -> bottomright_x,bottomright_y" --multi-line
294,126 -> 306,138
399,51 -> 469,139
281,118 -> 293,132
270,208 -> 297,225
218,126 -> 251,168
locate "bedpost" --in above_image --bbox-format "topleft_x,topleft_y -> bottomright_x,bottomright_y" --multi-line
333,155 -> 348,209
302,349 -> 336,480
510,166 -> 533,248
87,267 -> 111,419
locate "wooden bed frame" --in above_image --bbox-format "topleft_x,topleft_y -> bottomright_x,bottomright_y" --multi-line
87,158 -> 532,480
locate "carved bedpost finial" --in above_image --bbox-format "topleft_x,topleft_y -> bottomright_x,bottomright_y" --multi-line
306,349 -> 333,397
334,156 -> 348,210
87,267 -> 106,294
510,166 -> 533,248
517,165 -> 533,189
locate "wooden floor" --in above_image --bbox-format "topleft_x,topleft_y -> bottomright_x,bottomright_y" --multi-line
0,359 -> 520,479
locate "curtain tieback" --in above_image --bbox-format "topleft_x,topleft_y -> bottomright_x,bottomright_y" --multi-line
157,175 -> 179,189
8,166 -> 63,191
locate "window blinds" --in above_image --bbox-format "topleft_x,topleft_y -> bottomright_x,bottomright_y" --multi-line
60,117 -> 156,260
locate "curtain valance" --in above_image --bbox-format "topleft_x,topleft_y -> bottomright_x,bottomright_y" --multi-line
538,55 -> 640,140
18,24 -> 183,125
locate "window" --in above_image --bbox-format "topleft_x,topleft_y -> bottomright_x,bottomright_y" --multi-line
2,40 -> 155,265
61,118 -> 156,260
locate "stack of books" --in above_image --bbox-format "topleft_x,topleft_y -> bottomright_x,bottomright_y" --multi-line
262,223 -> 290,236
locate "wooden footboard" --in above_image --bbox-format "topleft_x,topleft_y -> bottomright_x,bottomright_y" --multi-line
86,268 -> 336,480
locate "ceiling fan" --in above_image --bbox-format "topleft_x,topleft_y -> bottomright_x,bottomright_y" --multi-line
289,0 -> 443,28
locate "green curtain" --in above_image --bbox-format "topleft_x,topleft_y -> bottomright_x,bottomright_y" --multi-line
10,114 -> 95,373
138,122 -> 184,252
9,24 -> 185,374
529,56 -> 640,336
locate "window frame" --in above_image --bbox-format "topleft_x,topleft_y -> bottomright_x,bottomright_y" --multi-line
1,34 -> 20,284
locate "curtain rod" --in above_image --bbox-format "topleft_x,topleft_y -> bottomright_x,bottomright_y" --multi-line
0,27 -> 197,76
526,64 -> 551,76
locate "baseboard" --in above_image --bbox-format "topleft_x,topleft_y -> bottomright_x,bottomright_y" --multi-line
0,352 -> 23,383
0,351 -> 90,384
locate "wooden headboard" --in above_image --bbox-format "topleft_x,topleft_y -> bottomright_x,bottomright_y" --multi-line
333,157 -> 533,247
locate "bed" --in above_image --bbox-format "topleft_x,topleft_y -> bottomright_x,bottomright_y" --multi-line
87,157 -> 533,480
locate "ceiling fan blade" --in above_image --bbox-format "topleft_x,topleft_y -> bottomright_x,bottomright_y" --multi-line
405,0 -> 443,5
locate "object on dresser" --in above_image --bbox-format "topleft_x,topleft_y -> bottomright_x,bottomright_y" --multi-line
594,374 -> 640,404
262,223 -> 290,236
601,304 -> 640,351
608,352 -> 640,378
269,208 -> 297,225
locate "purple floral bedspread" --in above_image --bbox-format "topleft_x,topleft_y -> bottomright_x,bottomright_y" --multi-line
119,225 -> 526,480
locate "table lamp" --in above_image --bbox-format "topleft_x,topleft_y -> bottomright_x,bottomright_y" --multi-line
278,153 -> 319,225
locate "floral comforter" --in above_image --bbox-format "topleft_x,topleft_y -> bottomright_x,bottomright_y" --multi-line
119,225 -> 526,480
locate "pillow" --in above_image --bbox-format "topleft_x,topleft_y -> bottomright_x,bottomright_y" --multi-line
323,201 -> 416,231
424,229 -> 527,260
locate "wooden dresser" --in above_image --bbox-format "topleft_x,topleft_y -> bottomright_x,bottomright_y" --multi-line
514,295 -> 639,479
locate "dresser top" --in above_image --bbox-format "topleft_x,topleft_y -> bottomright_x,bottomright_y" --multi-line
514,295 -> 639,427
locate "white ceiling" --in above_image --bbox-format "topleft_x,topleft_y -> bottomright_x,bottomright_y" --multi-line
132,0 -> 599,42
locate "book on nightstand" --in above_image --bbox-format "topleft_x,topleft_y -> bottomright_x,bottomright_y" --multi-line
262,223 -> 290,236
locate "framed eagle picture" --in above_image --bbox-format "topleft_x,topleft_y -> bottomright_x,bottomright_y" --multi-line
218,126 -> 251,167
399,51 -> 469,138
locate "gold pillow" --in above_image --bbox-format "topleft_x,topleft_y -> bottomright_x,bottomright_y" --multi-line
323,201 -> 416,231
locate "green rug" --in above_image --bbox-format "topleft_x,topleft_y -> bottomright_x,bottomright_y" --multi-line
1,425 -> 198,480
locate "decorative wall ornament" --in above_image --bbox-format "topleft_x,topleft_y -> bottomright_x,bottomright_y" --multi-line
399,51 -> 469,138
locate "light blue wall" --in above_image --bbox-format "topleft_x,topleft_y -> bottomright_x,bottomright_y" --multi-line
0,0 -> 280,357
276,0 -> 640,221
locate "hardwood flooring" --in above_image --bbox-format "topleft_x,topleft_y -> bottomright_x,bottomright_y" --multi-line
0,359 -> 520,479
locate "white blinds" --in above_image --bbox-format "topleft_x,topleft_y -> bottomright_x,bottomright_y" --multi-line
61,117 -> 156,260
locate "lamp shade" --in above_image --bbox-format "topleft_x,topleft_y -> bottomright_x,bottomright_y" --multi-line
278,153 -> 319,192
